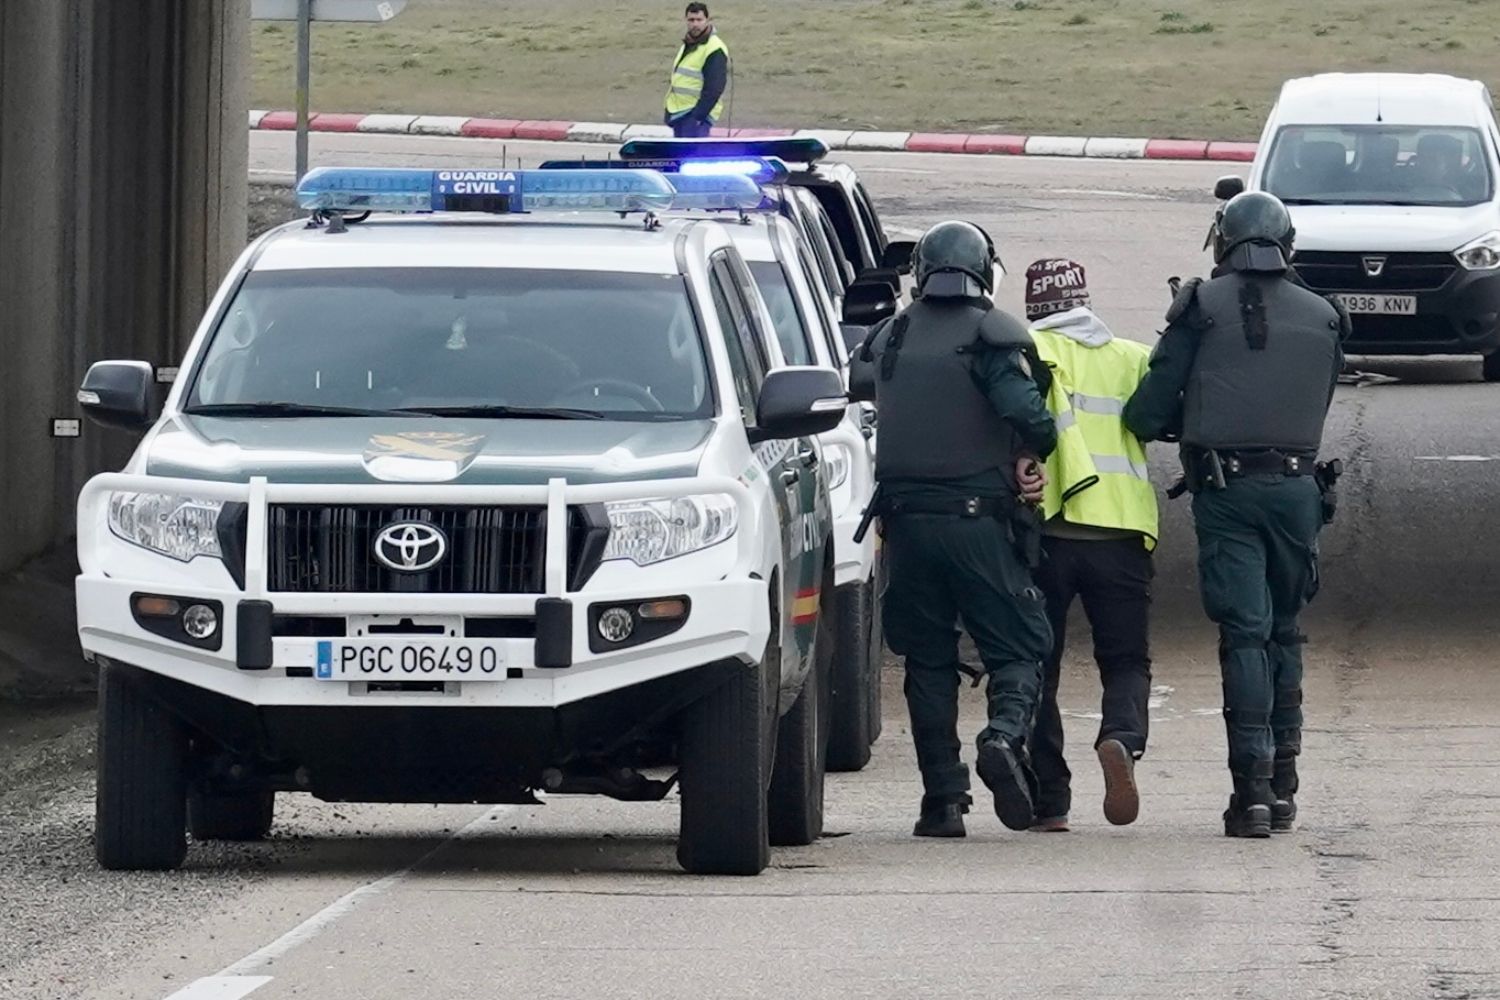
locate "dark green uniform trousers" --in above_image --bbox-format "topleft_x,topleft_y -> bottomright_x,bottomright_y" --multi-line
881,513 -> 1054,800
1192,475 -> 1322,788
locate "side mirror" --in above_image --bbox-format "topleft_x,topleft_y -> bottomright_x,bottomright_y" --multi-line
751,367 -> 846,442
840,322 -> 870,355
78,361 -> 156,431
843,279 -> 898,327
881,240 -> 916,274
1214,175 -> 1246,200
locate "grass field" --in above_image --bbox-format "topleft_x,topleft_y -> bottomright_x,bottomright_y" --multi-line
252,0 -> 1500,139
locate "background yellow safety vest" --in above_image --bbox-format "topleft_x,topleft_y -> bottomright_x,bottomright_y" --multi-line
665,35 -> 729,124
1033,330 -> 1159,550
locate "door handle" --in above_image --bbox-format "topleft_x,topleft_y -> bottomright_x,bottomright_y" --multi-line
781,467 -> 801,486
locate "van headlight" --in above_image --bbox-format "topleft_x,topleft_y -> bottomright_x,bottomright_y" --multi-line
1455,232 -> 1500,270
602,494 -> 738,566
823,444 -> 851,491
108,492 -> 225,562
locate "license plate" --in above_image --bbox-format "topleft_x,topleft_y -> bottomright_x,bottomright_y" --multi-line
1334,293 -> 1417,315
314,640 -> 506,680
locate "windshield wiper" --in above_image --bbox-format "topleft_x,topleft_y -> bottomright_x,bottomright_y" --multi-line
183,401 -> 427,418
395,404 -> 607,420
1277,198 -> 1329,206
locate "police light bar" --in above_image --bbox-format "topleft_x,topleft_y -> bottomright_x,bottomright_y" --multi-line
294,167 -> 678,214
539,156 -> 790,185
665,172 -> 768,211
618,136 -> 829,165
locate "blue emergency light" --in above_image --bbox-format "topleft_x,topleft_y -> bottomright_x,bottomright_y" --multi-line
294,167 -> 678,214
665,171 -> 768,211
618,136 -> 830,164
538,155 -> 790,186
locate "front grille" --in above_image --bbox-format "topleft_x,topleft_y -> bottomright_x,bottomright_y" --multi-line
267,505 -> 550,594
1338,314 -> 1456,346
1293,251 -> 1457,293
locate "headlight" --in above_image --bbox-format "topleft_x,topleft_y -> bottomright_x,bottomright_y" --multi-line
602,494 -> 738,566
107,492 -> 225,562
823,444 -> 852,491
1455,231 -> 1500,270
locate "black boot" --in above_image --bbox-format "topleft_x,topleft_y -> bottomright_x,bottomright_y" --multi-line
914,794 -> 970,838
1272,754 -> 1298,832
976,739 -> 1036,832
1223,774 -> 1273,839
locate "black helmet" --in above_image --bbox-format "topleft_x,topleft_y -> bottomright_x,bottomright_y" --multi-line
914,221 -> 997,297
1213,191 -> 1295,263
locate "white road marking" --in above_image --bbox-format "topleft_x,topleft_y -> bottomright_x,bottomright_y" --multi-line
857,166 -> 939,175
1415,455 -> 1498,462
161,806 -> 505,1000
1050,188 -> 1168,201
163,977 -> 272,1000
1147,684 -> 1174,710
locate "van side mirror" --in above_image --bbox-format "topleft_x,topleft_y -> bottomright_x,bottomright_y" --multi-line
881,240 -> 916,274
843,279 -> 898,327
78,361 -> 156,431
1214,175 -> 1246,200
751,367 -> 846,442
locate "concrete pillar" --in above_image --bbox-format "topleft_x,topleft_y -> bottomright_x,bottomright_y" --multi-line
0,0 -> 249,575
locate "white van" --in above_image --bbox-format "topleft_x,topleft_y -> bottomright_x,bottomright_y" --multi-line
1217,73 -> 1500,379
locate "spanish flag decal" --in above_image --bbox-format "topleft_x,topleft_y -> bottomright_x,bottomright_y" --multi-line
791,587 -> 820,625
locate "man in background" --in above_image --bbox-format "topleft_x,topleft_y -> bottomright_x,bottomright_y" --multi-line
664,3 -> 729,138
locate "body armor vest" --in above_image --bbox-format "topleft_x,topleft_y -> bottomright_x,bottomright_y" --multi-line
1182,273 -> 1342,452
871,300 -> 1028,485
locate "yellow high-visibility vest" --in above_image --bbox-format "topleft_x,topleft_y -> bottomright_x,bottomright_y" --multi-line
1033,327 -> 1159,550
665,34 -> 729,124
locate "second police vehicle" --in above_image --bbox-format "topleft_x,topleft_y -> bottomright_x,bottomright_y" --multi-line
74,165 -> 849,876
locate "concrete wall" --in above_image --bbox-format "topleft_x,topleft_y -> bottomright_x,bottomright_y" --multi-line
0,0 -> 249,575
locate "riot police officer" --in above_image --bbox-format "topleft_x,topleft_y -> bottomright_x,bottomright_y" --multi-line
1123,192 -> 1345,838
849,221 -> 1057,838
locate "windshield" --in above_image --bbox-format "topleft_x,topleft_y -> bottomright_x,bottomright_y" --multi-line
748,260 -> 814,366
186,268 -> 713,420
1263,125 -> 1495,207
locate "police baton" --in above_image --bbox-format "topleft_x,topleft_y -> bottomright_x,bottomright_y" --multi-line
852,484 -> 884,544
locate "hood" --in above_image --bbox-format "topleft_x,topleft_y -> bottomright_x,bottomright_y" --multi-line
1288,204 -> 1498,253
145,416 -> 713,485
1030,306 -> 1115,347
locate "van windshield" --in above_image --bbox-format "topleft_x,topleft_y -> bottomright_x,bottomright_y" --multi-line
1263,125 -> 1494,207
185,268 -> 714,420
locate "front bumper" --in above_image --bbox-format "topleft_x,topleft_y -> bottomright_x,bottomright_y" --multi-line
77,474 -> 769,709
1297,254 -> 1500,355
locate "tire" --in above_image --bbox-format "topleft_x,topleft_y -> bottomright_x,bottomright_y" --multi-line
188,790 -> 275,842
95,662 -> 188,871
1483,352 -> 1500,382
677,600 -> 777,876
768,586 -> 832,846
826,581 -> 873,773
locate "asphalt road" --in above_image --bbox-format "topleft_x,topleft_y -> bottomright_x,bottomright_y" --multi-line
2,133 -> 1498,1000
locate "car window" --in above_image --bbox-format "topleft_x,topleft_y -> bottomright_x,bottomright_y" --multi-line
717,254 -> 776,375
795,244 -> 845,365
1263,124 -> 1494,207
708,270 -> 759,425
794,191 -> 850,296
803,183 -> 870,273
748,260 -> 815,366
188,268 -> 712,418
853,183 -> 887,255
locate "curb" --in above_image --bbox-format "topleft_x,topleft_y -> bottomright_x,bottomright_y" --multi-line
249,109 -> 1258,162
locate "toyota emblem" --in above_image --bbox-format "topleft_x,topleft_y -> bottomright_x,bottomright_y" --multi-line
373,521 -> 448,573
1362,256 -> 1387,278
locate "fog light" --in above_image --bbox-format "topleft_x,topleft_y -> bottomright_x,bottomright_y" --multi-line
182,604 -> 220,640
596,607 -> 635,643
134,596 -> 181,618
638,599 -> 688,620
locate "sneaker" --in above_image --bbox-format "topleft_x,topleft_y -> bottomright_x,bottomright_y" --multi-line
1028,814 -> 1070,833
976,740 -> 1035,832
913,795 -> 970,838
1271,795 -> 1297,833
1096,739 -> 1140,826
1223,794 -> 1272,839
